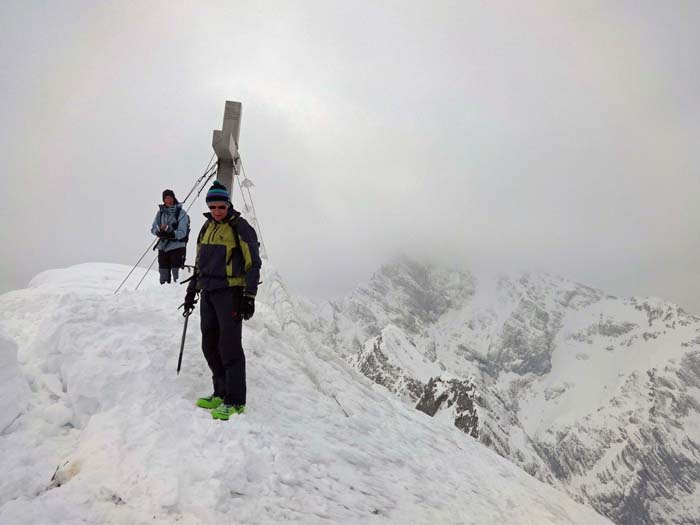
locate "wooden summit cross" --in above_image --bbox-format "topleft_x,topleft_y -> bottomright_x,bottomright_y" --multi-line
212,101 -> 242,194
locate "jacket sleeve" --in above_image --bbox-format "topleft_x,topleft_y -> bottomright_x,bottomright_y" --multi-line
238,219 -> 262,297
186,269 -> 198,295
151,211 -> 161,236
174,210 -> 189,241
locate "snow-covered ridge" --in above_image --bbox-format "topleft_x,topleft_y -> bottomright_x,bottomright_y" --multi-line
325,259 -> 700,524
0,263 -> 609,524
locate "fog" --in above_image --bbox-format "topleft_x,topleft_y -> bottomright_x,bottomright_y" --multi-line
2,1 -> 699,311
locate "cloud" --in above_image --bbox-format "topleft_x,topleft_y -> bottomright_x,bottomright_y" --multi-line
1,0 -> 699,312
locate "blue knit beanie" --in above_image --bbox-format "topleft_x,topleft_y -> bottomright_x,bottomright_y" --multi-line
206,181 -> 231,203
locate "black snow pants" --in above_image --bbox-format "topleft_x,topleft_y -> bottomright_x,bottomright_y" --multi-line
200,286 -> 246,406
158,247 -> 186,283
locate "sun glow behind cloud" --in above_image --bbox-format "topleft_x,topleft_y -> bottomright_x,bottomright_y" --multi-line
1,0 -> 699,309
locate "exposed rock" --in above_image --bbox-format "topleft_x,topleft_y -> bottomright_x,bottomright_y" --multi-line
416,377 -> 480,438
324,259 -> 700,525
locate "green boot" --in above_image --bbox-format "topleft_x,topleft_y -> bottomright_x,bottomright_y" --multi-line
196,395 -> 224,409
211,404 -> 245,420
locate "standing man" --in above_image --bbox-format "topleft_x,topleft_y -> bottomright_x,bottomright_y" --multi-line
182,181 -> 261,420
151,189 -> 190,284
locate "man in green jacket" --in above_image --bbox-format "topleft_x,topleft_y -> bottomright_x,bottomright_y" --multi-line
183,181 -> 262,420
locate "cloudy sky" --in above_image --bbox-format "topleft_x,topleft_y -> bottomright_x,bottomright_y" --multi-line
2,1 -> 700,311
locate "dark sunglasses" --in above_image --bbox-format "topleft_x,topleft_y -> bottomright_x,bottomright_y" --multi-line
208,205 -> 228,210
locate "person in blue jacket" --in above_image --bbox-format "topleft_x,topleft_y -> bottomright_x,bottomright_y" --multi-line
151,189 -> 190,284
182,181 -> 261,420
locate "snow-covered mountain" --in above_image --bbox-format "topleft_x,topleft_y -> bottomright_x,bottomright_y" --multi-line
0,263 -> 610,524
322,257 -> 700,525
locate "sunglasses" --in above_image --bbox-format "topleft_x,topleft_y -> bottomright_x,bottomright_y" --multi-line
208,205 -> 228,210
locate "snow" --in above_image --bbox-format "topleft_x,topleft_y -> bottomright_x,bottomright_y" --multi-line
319,259 -> 700,523
0,263 -> 612,524
518,296 -> 699,437
0,331 -> 30,431
366,325 -> 443,382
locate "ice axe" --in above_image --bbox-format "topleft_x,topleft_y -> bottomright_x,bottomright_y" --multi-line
177,311 -> 189,375
177,276 -> 197,375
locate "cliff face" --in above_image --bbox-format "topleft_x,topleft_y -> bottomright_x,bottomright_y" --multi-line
324,259 -> 700,525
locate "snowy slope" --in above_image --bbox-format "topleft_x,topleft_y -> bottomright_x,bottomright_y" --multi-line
326,258 -> 700,524
0,263 -> 610,524
0,332 -> 30,431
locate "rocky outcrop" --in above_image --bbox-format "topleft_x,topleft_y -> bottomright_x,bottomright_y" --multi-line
353,332 -> 425,401
325,259 -> 700,525
416,377 -> 480,438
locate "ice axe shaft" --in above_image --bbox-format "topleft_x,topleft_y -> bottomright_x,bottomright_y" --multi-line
177,313 -> 189,375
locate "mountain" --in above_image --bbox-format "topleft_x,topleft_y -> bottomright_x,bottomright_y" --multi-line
323,257 -> 700,525
0,263 -> 610,524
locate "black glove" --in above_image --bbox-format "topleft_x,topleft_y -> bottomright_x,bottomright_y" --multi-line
180,290 -> 198,317
241,295 -> 255,320
156,226 -> 176,239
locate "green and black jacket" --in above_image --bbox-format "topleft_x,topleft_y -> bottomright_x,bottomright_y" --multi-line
189,208 -> 262,297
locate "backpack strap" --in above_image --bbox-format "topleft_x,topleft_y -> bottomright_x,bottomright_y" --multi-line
174,207 -> 191,242
196,220 -> 210,244
226,218 -> 245,267
173,207 -> 184,229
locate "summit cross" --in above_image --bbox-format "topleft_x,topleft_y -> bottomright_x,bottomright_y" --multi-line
212,100 -> 242,193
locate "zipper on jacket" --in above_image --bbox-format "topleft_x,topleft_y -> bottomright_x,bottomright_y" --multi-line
206,223 -> 220,244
